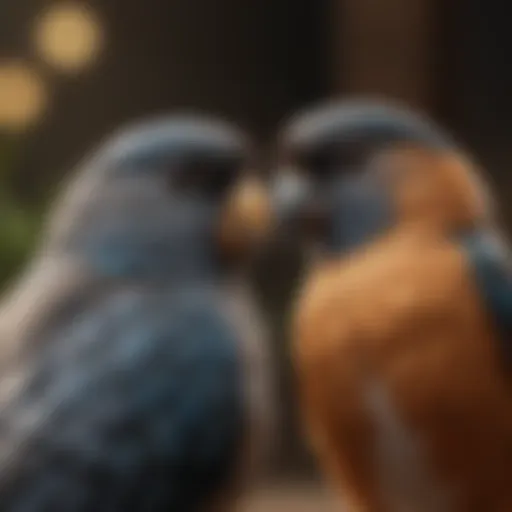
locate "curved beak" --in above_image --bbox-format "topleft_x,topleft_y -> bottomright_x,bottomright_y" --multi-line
270,167 -> 329,240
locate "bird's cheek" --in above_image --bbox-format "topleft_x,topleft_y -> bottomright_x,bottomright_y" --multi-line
327,176 -> 395,252
216,176 -> 274,260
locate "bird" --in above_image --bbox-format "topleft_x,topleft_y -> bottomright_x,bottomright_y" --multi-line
275,98 -> 512,511
0,114 -> 275,511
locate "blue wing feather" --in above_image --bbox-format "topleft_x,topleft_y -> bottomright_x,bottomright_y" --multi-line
458,230 -> 512,342
0,289 -> 244,511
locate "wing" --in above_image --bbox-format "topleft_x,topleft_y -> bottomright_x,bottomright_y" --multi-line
458,229 -> 512,342
0,289 -> 244,511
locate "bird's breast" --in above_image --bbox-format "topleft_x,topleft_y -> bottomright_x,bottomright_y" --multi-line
294,236 -> 512,511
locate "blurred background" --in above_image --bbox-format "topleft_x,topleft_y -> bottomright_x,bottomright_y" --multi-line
0,0 -> 511,508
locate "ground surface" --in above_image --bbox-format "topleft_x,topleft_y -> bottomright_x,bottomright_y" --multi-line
241,484 -> 340,511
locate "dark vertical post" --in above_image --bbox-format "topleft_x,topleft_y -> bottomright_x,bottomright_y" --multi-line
334,0 -> 434,110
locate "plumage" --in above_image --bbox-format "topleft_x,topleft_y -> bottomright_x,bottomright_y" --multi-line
0,289 -> 244,510
278,99 -> 512,511
0,115 -> 274,511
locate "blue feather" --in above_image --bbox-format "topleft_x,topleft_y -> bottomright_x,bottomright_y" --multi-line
457,230 -> 512,344
0,289 -> 244,511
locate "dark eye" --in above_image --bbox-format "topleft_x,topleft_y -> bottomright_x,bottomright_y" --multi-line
301,152 -> 339,181
172,158 -> 241,199
297,143 -> 368,182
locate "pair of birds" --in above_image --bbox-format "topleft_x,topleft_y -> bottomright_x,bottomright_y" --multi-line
0,99 -> 510,511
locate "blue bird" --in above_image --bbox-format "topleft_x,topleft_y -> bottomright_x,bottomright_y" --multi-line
0,115 -> 275,511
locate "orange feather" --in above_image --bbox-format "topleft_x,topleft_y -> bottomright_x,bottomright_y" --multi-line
292,150 -> 512,511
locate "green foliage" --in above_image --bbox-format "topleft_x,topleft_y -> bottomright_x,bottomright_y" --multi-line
0,198 -> 41,288
0,135 -> 44,290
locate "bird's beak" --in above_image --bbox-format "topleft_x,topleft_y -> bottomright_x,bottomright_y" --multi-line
217,173 -> 275,261
270,166 -> 328,241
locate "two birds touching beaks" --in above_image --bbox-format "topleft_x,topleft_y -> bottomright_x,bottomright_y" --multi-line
0,98 -> 511,511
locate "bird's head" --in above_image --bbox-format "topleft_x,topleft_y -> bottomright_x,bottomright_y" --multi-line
273,98 -> 492,256
43,115 -> 273,281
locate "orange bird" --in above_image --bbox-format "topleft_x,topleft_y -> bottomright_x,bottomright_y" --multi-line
275,100 -> 512,512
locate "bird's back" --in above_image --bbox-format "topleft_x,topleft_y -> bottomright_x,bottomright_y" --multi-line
294,230 -> 512,511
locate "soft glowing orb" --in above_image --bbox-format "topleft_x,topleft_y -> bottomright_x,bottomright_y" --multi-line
34,3 -> 103,73
0,61 -> 47,132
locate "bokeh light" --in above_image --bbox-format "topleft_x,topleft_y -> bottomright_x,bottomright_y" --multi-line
0,61 -> 47,132
33,3 -> 103,73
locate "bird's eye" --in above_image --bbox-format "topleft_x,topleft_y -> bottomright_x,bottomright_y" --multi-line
301,152 -> 338,181
172,158 -> 241,199
298,144 -> 368,182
